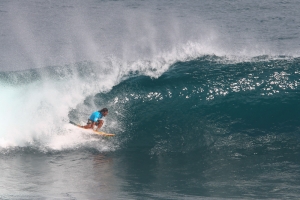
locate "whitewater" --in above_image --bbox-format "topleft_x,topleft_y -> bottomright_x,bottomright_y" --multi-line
1,0 -> 300,199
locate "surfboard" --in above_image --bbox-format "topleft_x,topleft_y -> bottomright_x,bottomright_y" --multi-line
69,121 -> 115,137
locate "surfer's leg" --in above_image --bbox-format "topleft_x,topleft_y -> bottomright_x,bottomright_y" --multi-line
95,120 -> 104,131
83,124 -> 91,129
83,119 -> 93,129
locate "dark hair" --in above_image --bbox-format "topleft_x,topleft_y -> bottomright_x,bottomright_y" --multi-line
99,108 -> 108,113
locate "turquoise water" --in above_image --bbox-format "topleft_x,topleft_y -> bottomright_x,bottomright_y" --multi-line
1,0 -> 300,199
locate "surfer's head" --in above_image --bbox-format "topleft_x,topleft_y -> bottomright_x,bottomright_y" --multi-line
100,108 -> 108,116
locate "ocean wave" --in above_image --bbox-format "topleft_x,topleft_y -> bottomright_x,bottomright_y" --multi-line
1,55 -> 300,154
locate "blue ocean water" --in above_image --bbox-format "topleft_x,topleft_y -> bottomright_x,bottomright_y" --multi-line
1,0 -> 300,199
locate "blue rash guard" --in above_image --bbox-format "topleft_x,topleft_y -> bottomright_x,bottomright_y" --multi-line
89,111 -> 103,122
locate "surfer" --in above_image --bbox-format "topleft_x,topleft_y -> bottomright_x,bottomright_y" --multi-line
82,108 -> 108,130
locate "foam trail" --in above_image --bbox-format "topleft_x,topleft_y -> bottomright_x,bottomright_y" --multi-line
0,63 -> 119,149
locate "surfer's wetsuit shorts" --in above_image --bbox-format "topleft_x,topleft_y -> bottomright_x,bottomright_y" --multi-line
87,119 -> 99,125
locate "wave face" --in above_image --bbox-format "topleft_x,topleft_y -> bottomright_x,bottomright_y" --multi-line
88,56 -> 300,157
